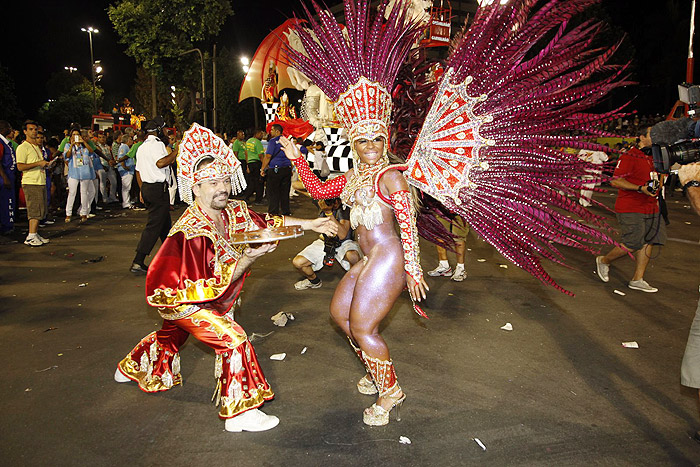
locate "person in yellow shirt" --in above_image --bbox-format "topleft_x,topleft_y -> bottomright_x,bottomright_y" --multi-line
16,120 -> 55,246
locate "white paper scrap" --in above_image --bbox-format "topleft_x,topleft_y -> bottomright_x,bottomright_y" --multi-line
473,438 -> 487,450
271,312 -> 289,327
301,347 -> 307,354
399,436 -> 411,445
270,353 -> 286,361
613,290 -> 626,296
499,264 -> 508,269
477,259 -> 486,262
622,341 -> 639,349
500,322 -> 513,331
78,283 -> 88,287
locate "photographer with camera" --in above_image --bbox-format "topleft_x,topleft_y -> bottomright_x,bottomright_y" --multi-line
292,197 -> 362,290
595,126 -> 665,293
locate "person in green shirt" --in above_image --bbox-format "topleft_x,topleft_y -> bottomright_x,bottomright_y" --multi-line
245,129 -> 265,204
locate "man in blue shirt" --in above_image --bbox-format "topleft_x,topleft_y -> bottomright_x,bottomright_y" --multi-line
260,124 -> 292,215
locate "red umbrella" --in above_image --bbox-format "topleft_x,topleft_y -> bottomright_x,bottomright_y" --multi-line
239,18 -> 304,103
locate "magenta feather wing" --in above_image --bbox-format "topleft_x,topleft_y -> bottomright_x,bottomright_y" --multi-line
406,0 -> 631,295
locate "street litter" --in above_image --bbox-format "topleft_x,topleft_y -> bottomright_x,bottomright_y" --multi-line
301,347 -> 308,354
499,264 -> 508,269
500,322 -> 513,331
271,312 -> 295,327
25,388 -> 31,392
249,331 -> 275,343
613,290 -> 626,296
78,283 -> 88,287
686,221 -> 692,225
44,327 -> 58,332
622,341 -> 639,348
399,436 -> 411,445
477,259 -> 486,262
270,353 -> 286,361
35,365 -> 58,373
83,256 -> 104,263
473,438 -> 487,450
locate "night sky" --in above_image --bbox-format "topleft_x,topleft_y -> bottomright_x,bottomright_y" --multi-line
4,0 -> 699,119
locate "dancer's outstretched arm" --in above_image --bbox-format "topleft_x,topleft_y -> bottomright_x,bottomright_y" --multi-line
279,136 -> 347,199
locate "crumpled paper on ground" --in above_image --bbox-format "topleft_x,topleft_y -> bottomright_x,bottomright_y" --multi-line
270,353 -> 286,361
271,312 -> 295,327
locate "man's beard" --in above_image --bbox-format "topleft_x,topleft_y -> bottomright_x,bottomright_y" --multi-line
210,193 -> 228,210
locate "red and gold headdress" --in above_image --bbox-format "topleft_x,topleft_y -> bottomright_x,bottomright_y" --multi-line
285,0 -> 424,162
177,123 -> 246,205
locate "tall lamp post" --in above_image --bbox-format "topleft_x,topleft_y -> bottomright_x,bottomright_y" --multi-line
240,56 -> 260,129
180,48 -> 207,127
81,27 -> 99,115
64,66 -> 77,73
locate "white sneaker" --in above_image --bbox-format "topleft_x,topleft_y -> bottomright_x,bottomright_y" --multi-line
628,279 -> 658,293
427,265 -> 452,277
225,409 -> 279,432
451,268 -> 467,282
37,234 -> 50,244
595,256 -> 609,283
24,237 -> 44,247
294,278 -> 322,290
87,213 -> 96,218
114,368 -> 131,383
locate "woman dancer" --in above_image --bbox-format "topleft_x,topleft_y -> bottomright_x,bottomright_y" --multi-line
279,0 -> 429,427
281,134 -> 428,426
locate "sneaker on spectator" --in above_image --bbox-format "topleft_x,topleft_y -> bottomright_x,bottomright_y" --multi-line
295,278 -> 322,290
451,268 -> 467,282
628,279 -> 658,293
24,237 -> 44,247
37,234 -> 50,244
427,264 -> 452,277
595,256 -> 609,283
87,213 -> 96,218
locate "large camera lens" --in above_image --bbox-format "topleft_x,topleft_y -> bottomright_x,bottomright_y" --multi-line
652,140 -> 700,173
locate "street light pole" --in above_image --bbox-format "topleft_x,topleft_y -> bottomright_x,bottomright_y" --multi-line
213,44 -> 218,133
64,66 -> 77,73
81,27 -> 99,115
180,48 -> 207,127
241,56 -> 260,129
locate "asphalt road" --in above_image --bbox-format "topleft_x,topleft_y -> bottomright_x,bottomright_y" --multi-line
1,190 -> 699,466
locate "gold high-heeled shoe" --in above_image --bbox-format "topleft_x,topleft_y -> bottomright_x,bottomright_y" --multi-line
357,374 -> 378,395
363,390 -> 406,426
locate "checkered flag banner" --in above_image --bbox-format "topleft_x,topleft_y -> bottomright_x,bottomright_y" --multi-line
323,127 -> 347,145
261,103 -> 280,125
326,143 -> 353,172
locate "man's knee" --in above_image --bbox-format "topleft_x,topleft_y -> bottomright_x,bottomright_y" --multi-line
292,254 -> 309,269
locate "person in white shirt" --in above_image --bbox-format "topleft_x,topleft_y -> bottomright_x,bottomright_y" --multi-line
578,149 -> 608,207
131,118 -> 177,274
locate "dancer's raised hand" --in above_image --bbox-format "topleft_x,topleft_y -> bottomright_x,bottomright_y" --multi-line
279,136 -> 301,161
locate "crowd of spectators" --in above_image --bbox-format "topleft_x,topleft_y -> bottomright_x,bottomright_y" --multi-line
0,120 -> 163,245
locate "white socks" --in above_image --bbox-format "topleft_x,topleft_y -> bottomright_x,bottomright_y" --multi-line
438,260 -> 449,268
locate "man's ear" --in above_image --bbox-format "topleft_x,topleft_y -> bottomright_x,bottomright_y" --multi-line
192,183 -> 200,197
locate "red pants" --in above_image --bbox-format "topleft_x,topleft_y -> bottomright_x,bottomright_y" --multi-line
118,307 -> 274,418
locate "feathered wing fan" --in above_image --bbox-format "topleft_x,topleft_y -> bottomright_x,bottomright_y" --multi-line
406,0 -> 634,295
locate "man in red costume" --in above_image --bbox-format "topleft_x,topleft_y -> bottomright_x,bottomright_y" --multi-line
114,124 -> 336,432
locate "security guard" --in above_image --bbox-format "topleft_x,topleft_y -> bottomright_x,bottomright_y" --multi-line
131,117 -> 177,273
